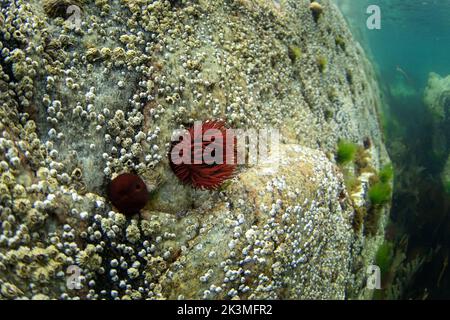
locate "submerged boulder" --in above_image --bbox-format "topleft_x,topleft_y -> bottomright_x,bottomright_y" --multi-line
424,72 -> 450,161
423,72 -> 450,192
0,0 -> 390,299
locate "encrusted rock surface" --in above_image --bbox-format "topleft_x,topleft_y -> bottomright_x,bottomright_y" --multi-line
424,73 -> 450,159
0,0 -> 390,299
424,72 -> 450,190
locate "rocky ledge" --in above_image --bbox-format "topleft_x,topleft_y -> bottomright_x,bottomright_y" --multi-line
0,0 -> 390,299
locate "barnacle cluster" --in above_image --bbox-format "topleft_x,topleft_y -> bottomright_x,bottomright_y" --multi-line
1,0 -> 390,300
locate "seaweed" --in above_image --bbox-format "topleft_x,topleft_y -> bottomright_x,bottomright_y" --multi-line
368,182 -> 392,205
316,55 -> 327,73
335,36 -> 346,50
379,164 -> 394,183
364,205 -> 383,236
352,205 -> 367,233
375,241 -> 394,276
288,45 -> 302,63
444,179 -> 450,195
336,140 -> 357,165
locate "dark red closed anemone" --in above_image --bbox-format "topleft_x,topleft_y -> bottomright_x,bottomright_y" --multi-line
169,120 -> 237,190
107,173 -> 148,216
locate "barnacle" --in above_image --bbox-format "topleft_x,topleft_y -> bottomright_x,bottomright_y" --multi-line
126,221 -> 141,243
0,283 -> 23,298
25,208 -> 48,228
316,55 -> 328,73
76,245 -> 103,271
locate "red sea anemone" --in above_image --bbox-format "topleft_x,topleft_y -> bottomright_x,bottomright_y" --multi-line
107,173 -> 149,216
169,120 -> 237,190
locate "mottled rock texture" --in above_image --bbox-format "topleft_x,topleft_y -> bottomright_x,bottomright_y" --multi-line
424,72 -> 450,191
424,73 -> 450,159
0,0 -> 390,299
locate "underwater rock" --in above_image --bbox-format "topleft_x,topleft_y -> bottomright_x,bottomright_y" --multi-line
424,73 -> 450,161
0,0 -> 389,299
157,144 -> 356,299
442,157 -> 450,194
389,77 -> 417,101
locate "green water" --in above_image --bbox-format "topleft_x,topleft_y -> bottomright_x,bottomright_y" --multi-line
335,0 -> 450,299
